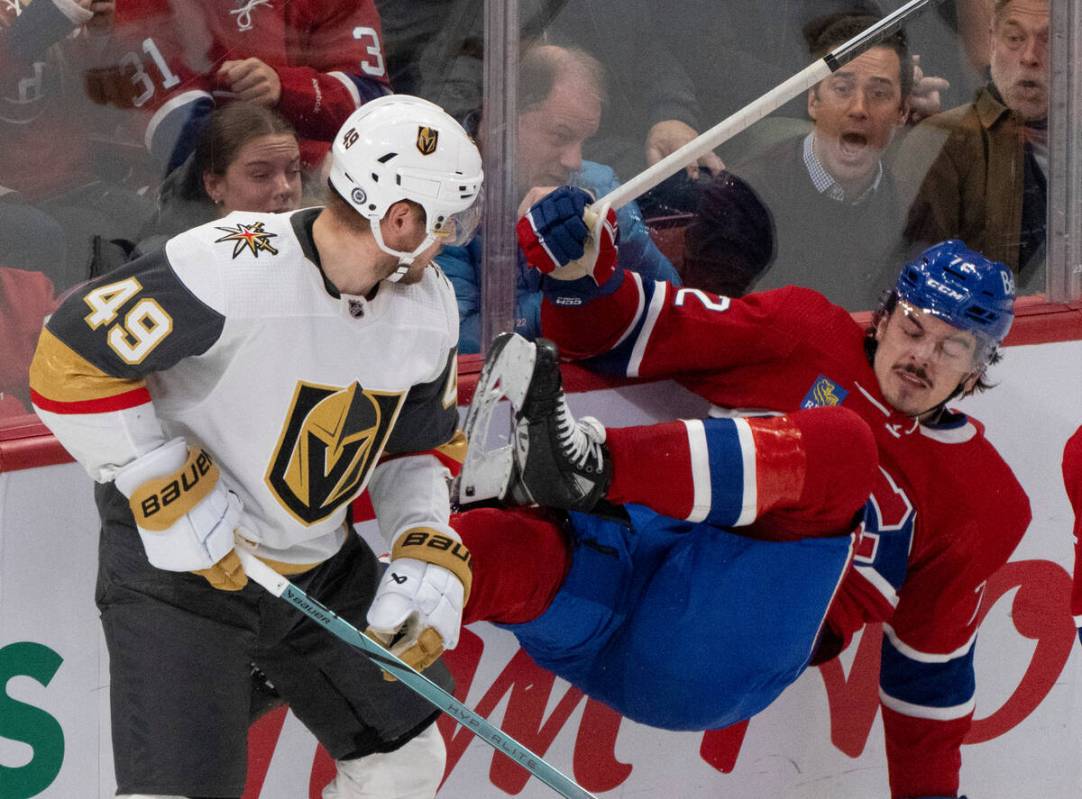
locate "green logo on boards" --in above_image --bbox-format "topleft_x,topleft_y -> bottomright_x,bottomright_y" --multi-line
1,642 -> 64,798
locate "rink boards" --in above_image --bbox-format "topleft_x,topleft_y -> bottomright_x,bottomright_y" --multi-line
1,338 -> 1081,798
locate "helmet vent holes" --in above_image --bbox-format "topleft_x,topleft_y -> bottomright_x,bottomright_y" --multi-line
377,152 -> 398,163
371,173 -> 379,182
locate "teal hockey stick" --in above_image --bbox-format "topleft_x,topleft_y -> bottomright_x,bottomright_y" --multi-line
235,547 -> 597,799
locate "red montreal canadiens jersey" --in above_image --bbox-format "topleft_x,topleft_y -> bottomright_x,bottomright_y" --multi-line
542,274 -> 1031,799
0,0 -> 95,199
107,0 -> 389,167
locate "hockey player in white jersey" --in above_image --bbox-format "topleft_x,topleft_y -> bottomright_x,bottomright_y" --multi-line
29,95 -> 483,799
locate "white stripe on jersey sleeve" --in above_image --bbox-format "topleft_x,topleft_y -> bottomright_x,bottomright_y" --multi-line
145,89 -> 213,154
327,71 -> 362,107
683,419 -> 711,523
628,278 -> 667,378
609,271 -> 647,354
878,687 -> 976,721
733,417 -> 757,527
883,623 -> 977,663
854,564 -> 901,608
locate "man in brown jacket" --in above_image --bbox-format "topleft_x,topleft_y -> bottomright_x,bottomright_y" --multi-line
895,0 -> 1048,291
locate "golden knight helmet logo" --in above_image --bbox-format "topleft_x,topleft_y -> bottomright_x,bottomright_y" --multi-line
416,126 -> 439,156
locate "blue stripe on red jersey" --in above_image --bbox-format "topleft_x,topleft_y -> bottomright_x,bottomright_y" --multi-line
346,75 -> 392,105
681,418 -> 753,526
576,271 -> 654,379
879,624 -> 976,719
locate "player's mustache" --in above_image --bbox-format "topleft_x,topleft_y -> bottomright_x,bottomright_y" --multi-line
897,364 -> 931,386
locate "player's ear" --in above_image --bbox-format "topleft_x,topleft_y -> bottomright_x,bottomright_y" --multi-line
384,200 -> 414,231
203,172 -> 223,206
874,310 -> 890,343
960,369 -> 982,395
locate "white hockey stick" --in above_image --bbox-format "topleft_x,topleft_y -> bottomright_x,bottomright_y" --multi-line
235,546 -> 598,799
597,0 -> 945,211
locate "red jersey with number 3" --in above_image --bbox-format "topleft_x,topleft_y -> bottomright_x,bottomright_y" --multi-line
541,273 -> 1031,799
108,0 -> 390,167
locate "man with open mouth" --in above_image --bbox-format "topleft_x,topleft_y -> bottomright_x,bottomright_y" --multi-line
897,0 -> 1049,291
680,11 -> 914,311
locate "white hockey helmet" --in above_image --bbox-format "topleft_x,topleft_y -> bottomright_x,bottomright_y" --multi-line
327,94 -> 484,281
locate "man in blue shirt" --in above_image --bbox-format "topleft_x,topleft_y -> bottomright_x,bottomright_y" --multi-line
437,44 -> 679,353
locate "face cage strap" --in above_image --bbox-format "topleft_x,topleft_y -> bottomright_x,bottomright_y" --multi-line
370,219 -> 439,283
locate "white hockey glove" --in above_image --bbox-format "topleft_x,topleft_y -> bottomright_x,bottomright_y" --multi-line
114,437 -> 247,591
365,527 -> 472,679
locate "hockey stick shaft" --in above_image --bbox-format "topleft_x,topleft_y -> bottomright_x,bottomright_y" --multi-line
597,0 -> 945,211
235,548 -> 598,799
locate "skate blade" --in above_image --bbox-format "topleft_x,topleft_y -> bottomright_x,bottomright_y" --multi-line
452,333 -> 536,505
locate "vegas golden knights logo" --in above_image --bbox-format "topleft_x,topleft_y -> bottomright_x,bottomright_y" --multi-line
416,126 -> 438,155
266,381 -> 405,525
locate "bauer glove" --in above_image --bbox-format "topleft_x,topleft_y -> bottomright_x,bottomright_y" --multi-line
517,185 -> 619,285
114,437 -> 247,590
366,527 -> 472,678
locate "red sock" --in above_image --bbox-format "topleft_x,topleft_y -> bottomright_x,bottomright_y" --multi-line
605,421 -> 696,519
452,506 -> 571,625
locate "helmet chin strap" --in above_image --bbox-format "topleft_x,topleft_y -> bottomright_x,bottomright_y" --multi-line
370,221 -> 436,283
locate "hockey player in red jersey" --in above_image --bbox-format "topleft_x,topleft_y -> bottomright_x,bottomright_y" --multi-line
28,95 -> 482,799
88,0 -> 391,172
1060,428 -> 1082,645
485,186 -> 1031,799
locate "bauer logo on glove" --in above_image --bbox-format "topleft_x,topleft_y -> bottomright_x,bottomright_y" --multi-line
115,437 -> 247,590
366,526 -> 472,678
516,185 -> 619,286
132,448 -> 216,528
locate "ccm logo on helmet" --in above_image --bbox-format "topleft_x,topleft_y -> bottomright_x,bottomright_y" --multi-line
140,450 -> 215,519
926,277 -> 966,302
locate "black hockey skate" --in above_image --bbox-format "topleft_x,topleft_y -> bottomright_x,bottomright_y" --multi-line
513,337 -> 612,512
452,333 -> 611,512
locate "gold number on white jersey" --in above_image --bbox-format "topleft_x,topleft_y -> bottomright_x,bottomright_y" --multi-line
83,277 -> 174,364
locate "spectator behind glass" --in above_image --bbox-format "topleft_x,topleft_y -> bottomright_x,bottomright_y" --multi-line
82,0 -> 390,177
0,0 -> 154,290
683,14 -> 912,310
895,0 -> 1049,292
545,0 -> 960,219
437,44 -> 680,354
154,103 -> 302,239
0,267 -> 58,418
91,102 -> 304,274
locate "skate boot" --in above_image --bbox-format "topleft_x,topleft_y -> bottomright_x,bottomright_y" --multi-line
513,337 -> 611,512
